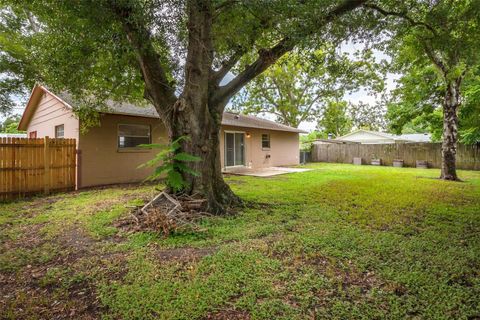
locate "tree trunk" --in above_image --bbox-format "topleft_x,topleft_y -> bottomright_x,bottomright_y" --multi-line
440,80 -> 461,181
166,0 -> 240,214
170,106 -> 241,214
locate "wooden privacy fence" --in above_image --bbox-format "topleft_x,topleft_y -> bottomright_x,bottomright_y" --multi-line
312,142 -> 480,170
0,137 -> 76,201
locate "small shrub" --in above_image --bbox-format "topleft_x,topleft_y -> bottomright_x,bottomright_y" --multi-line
139,136 -> 201,192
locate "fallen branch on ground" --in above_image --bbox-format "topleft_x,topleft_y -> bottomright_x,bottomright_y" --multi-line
116,192 -> 210,236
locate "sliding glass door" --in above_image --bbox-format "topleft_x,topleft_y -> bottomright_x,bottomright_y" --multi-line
225,132 -> 245,167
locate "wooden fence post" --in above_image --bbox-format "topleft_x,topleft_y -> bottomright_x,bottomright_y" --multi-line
76,149 -> 81,190
44,136 -> 50,194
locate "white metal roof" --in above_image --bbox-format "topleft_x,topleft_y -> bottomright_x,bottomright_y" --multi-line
337,129 -> 431,143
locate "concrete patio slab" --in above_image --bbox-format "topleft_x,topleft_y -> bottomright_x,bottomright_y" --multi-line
223,166 -> 311,177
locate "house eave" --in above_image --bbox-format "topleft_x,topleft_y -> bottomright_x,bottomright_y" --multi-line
18,85 -> 74,131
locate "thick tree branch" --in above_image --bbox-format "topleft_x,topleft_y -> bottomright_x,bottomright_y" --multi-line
211,39 -> 287,106
423,41 -> 448,76
210,46 -> 247,85
108,1 -> 177,120
183,0 -> 214,117
363,3 -> 437,36
25,10 -> 40,32
214,0 -> 239,14
212,0 -> 367,108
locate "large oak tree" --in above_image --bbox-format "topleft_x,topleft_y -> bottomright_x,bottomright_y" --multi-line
0,0 -> 370,213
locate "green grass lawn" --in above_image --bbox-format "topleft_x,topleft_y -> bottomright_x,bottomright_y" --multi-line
1,163 -> 479,319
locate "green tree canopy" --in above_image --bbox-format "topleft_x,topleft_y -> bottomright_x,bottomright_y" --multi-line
460,74 -> 480,144
368,0 -> 480,180
348,101 -> 386,131
231,48 -> 384,128
0,114 -> 22,133
387,63 -> 480,144
316,99 -> 352,137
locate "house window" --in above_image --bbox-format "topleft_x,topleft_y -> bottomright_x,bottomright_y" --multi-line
55,125 -> 64,138
262,134 -> 270,149
29,131 -> 37,138
118,124 -> 151,148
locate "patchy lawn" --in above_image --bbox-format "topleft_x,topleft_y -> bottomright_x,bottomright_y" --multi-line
1,163 -> 479,319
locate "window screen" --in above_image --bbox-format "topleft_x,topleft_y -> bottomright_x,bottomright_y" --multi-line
55,125 -> 64,138
118,124 -> 151,148
261,134 -> 270,149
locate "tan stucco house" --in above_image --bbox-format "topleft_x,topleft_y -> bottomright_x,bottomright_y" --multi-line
18,85 -> 305,188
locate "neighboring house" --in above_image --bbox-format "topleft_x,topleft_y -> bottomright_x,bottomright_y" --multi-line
312,138 -> 358,145
0,133 -> 27,138
335,129 -> 431,144
18,85 -> 305,188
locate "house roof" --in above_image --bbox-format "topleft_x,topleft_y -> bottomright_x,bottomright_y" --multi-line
19,85 -> 305,133
55,91 -> 160,119
337,129 -> 431,143
312,138 -> 359,144
222,112 -> 306,133
337,129 -> 402,141
396,133 -> 431,143
0,133 -> 27,138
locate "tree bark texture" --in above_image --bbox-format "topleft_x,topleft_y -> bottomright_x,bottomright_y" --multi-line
440,80 -> 461,181
169,0 -> 241,213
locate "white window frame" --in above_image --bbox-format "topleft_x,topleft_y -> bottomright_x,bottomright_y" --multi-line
117,123 -> 151,149
261,133 -> 270,150
55,124 -> 64,139
224,130 -> 246,168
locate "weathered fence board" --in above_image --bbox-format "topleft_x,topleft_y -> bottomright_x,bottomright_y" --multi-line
312,142 -> 480,170
0,137 -> 76,201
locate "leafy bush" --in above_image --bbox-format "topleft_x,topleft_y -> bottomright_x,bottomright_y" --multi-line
139,136 -> 201,192
300,131 -> 326,151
